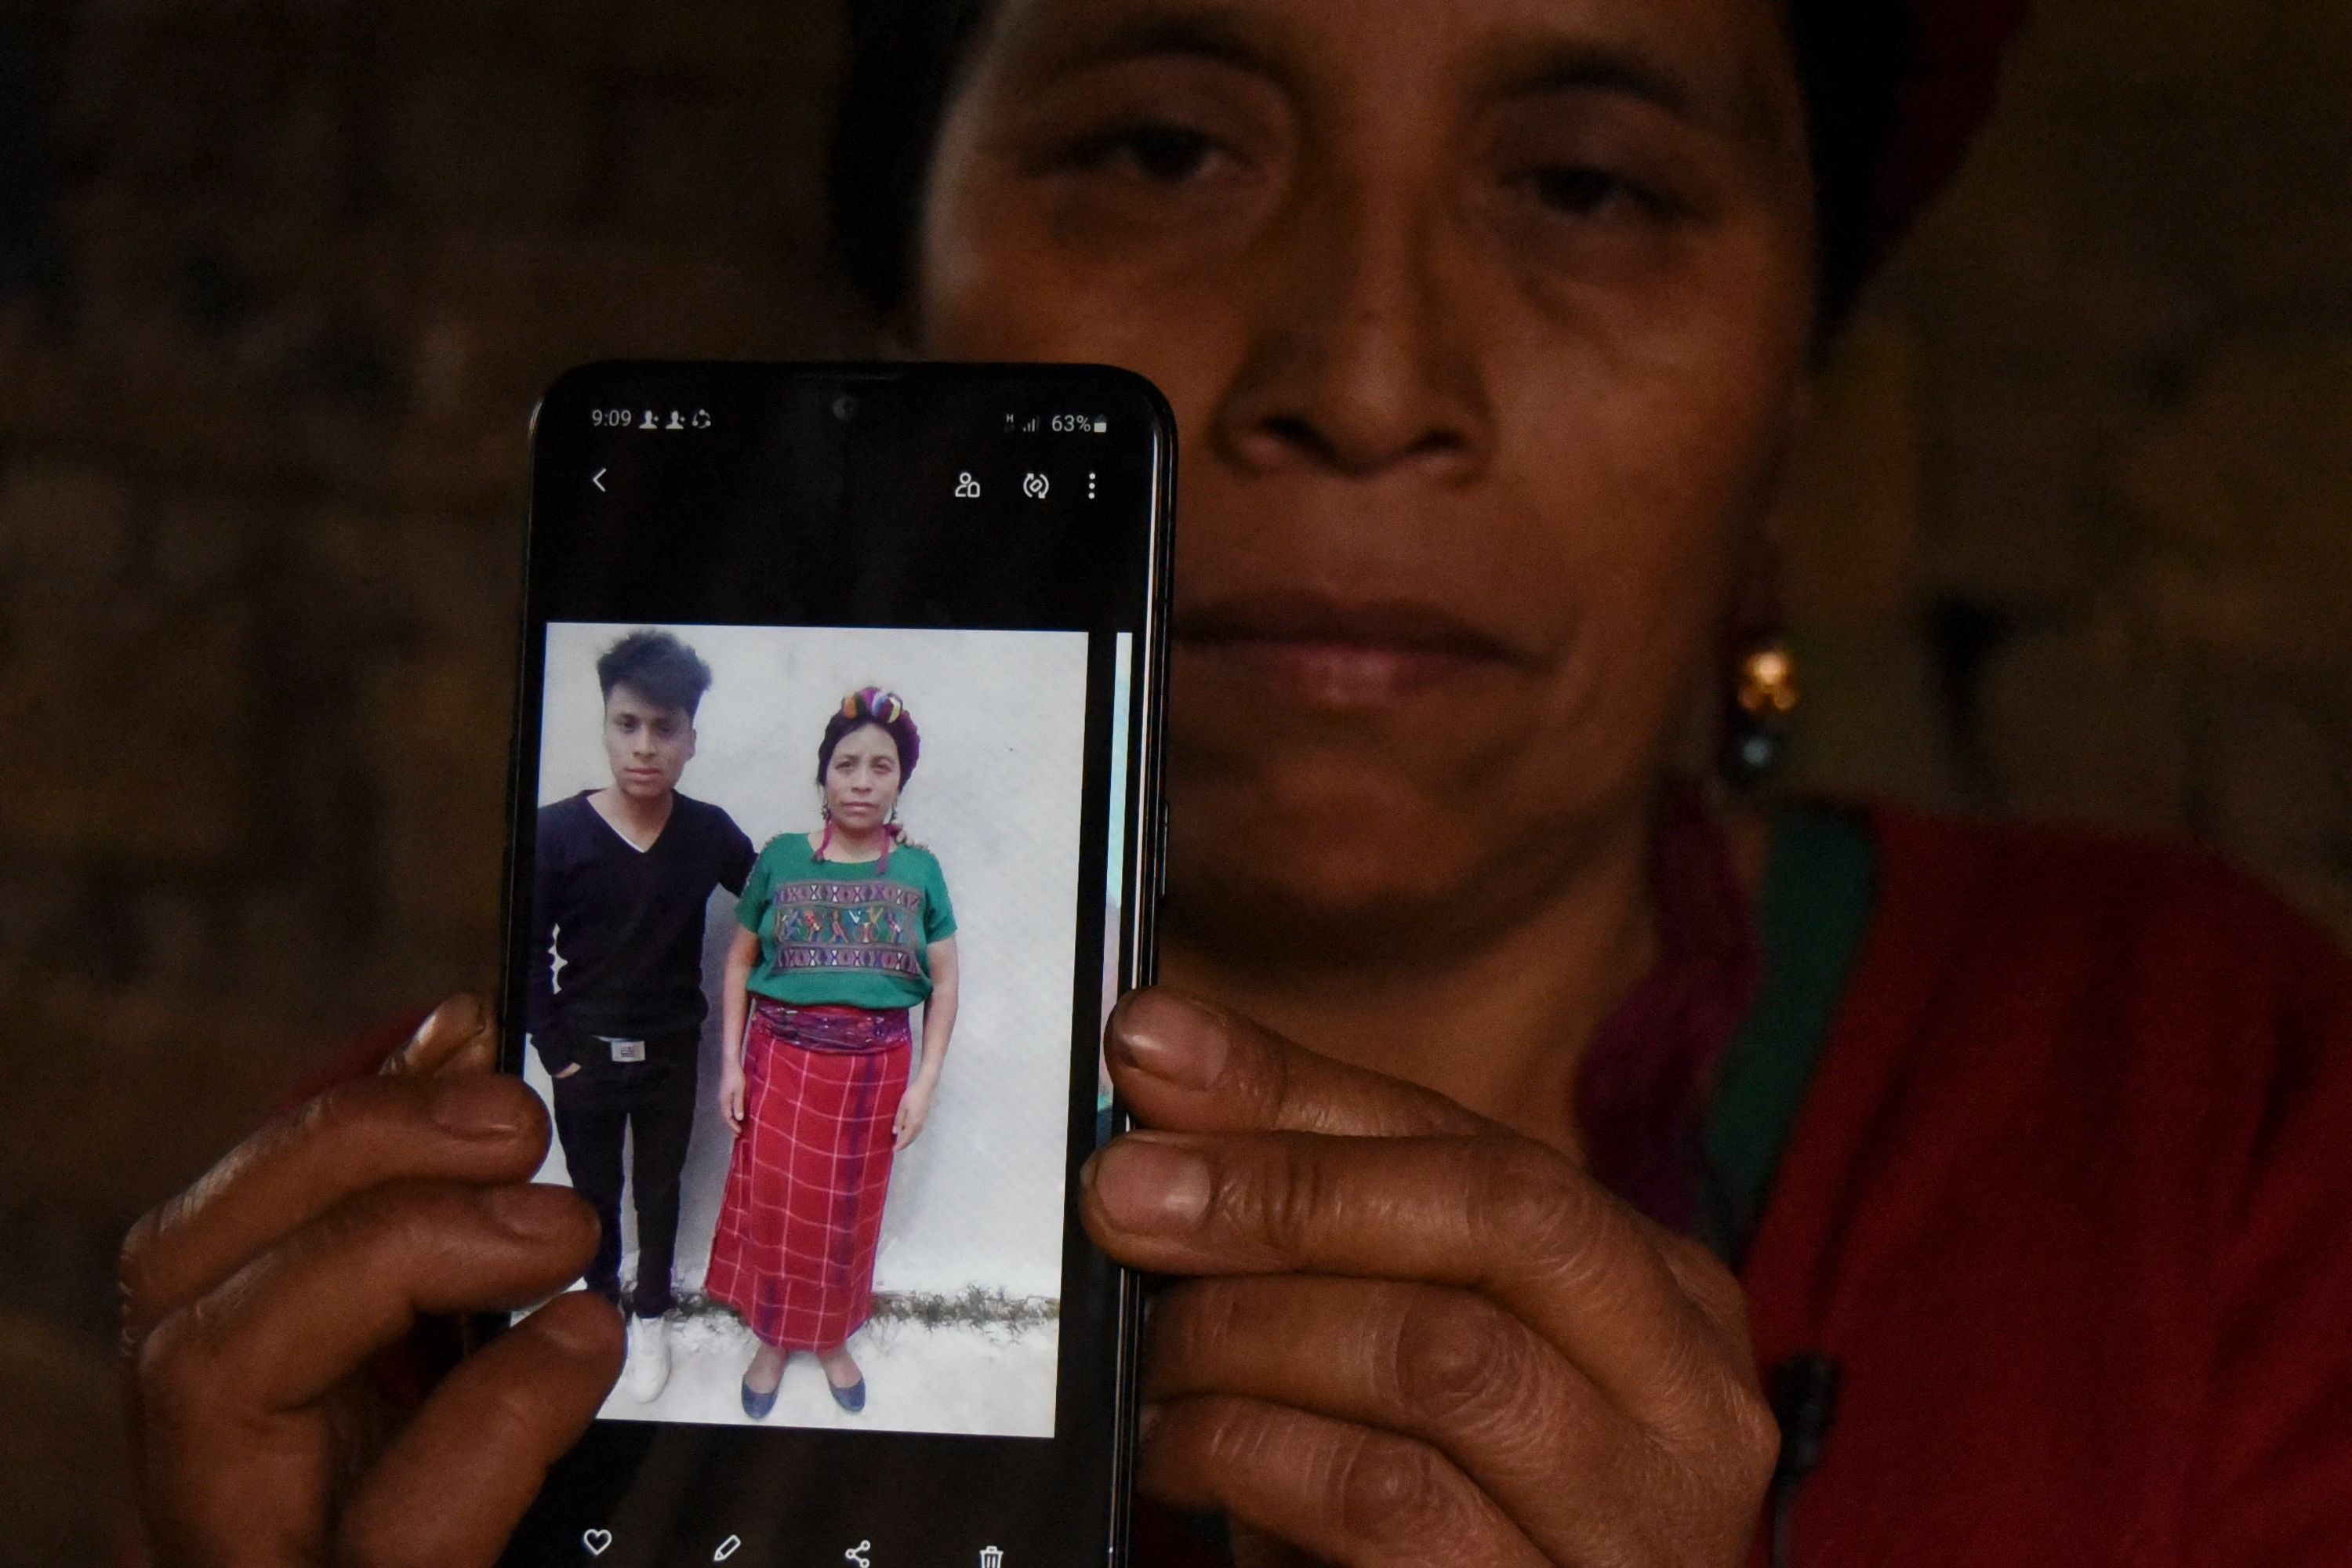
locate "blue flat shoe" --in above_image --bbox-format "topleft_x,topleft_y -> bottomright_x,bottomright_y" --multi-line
741,1374 -> 779,1421
828,1374 -> 866,1414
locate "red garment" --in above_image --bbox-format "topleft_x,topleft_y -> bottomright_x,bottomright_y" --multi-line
705,1003 -> 912,1352
1577,784 -> 1760,1233
1743,809 -> 2352,1564
1134,809 -> 2352,1565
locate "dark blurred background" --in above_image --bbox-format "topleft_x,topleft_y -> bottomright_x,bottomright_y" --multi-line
0,0 -> 2346,1560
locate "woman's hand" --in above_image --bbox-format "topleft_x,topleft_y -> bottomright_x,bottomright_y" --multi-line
893,1075 -> 937,1151
1083,990 -> 1777,1568
720,1058 -> 748,1134
122,996 -> 624,1568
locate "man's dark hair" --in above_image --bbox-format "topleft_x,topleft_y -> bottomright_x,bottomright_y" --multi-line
597,630 -> 715,717
827,1 -> 1915,334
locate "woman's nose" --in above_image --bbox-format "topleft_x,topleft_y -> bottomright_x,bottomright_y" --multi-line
1214,172 -> 1490,481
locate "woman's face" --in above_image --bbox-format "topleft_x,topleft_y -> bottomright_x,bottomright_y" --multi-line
825,724 -> 906,832
919,0 -> 1817,960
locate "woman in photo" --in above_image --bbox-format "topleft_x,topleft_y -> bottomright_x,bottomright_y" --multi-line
705,687 -> 960,1418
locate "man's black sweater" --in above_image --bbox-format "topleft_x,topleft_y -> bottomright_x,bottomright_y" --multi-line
528,790 -> 755,1073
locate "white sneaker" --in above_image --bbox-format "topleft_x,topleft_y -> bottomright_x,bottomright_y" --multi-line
623,1315 -> 672,1403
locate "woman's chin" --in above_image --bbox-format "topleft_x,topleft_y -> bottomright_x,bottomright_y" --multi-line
1165,812 -> 1497,967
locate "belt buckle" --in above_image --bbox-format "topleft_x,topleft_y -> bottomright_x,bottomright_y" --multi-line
603,1037 -> 648,1064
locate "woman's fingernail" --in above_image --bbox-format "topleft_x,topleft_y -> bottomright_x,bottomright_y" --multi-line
481,1183 -> 579,1239
1091,1134 -> 1211,1232
430,1073 -> 527,1135
1112,995 -> 1228,1090
389,994 -> 487,1076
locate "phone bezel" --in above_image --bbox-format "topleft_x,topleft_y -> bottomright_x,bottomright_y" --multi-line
490,361 -> 1175,1568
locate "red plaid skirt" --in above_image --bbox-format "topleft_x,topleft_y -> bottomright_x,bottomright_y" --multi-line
705,1002 -> 913,1351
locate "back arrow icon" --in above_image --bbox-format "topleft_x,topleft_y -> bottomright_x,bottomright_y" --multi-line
592,469 -> 608,492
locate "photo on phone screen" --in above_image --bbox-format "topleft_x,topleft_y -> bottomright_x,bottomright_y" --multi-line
521,622 -> 1125,1439
497,363 -> 1169,1568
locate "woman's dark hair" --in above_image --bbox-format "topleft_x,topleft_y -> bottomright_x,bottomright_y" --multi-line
1789,3 -> 1918,326
597,629 -> 714,717
817,687 -> 923,785
829,0 -> 996,323
828,0 -> 1915,332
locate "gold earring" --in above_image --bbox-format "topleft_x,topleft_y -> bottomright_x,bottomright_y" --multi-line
1724,637 -> 1799,787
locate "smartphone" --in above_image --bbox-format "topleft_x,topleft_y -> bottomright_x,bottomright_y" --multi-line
492,362 -> 1174,1568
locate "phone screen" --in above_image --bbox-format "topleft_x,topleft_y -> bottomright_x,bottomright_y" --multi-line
496,364 -> 1173,1568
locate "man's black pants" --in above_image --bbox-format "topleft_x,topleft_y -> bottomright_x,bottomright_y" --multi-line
548,1029 -> 700,1319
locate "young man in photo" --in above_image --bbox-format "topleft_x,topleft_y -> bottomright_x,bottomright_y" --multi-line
529,629 -> 756,1402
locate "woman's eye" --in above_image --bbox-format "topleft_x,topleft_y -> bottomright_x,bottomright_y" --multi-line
1522,165 -> 1676,223
1069,122 -> 1225,185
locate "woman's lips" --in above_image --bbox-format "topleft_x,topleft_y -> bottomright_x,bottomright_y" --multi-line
1175,593 -> 1532,707
1198,642 -> 1493,705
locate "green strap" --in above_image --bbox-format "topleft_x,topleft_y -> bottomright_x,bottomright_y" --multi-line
1695,807 -> 1878,1269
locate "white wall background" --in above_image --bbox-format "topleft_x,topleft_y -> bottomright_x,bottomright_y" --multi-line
528,622 -> 1087,1301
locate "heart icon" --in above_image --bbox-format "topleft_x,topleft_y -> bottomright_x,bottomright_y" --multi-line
583,1529 -> 613,1557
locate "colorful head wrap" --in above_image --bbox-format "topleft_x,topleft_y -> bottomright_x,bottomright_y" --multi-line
845,687 -> 906,726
